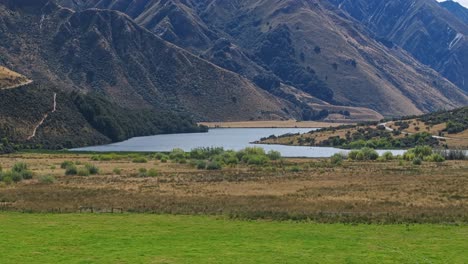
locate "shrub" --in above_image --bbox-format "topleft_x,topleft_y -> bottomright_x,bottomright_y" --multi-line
148,168 -> 158,177
77,167 -> 90,176
2,175 -> 13,184
330,153 -> 344,165
413,146 -> 433,158
12,162 -> 28,172
20,170 -> 33,180
11,171 -> 23,182
206,161 -> 222,170
267,150 -> 282,160
196,160 -> 207,170
289,166 -> 301,172
378,151 -> 394,162
348,150 -> 360,160
138,168 -> 148,177
60,161 -> 74,169
243,154 -> 269,165
412,158 -> 422,165
85,164 -> 99,175
38,175 -> 56,184
132,156 -> 148,163
113,168 -> 122,175
65,165 -> 78,175
160,156 -> 168,163
361,148 -> 379,160
170,148 -> 186,160
424,153 -> 445,163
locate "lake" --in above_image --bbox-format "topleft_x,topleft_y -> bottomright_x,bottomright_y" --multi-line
73,128 -> 406,158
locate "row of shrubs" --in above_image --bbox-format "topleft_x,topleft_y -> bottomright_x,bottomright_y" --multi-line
90,147 -> 282,171
331,146 -> 466,165
60,161 -> 99,176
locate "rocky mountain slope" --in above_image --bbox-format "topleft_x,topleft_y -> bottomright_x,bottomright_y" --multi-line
440,1 -> 468,24
329,0 -> 468,93
57,0 -> 468,117
0,0 -> 294,122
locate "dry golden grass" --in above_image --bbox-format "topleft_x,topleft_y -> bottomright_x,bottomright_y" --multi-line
0,153 -> 466,223
0,66 -> 30,89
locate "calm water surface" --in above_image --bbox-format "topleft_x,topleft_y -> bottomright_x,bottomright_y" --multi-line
73,128 -> 406,157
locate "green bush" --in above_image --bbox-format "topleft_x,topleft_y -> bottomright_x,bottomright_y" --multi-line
348,150 -> 359,160
85,164 -> 99,175
11,171 -> 23,182
113,168 -> 122,175
38,175 -> 56,184
330,153 -> 344,165
170,148 -> 186,160
60,161 -> 74,169
148,168 -> 158,177
267,150 -> 282,160
424,154 -> 445,163
243,154 -> 269,165
412,158 -> 422,165
289,166 -> 301,172
20,170 -> 33,180
132,156 -> 148,163
160,156 -> 168,163
2,175 -> 13,184
77,167 -> 90,176
65,165 -> 78,175
12,162 -> 28,172
196,160 -> 207,170
348,148 -> 379,161
206,161 -> 222,170
138,168 -> 148,177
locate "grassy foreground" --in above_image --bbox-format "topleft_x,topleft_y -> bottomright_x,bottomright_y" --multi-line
0,213 -> 467,263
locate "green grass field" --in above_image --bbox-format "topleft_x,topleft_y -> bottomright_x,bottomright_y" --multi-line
0,213 -> 466,263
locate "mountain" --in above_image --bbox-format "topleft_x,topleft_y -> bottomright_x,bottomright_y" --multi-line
0,0 -> 293,122
328,0 -> 468,93
56,0 -> 468,117
440,1 -> 468,24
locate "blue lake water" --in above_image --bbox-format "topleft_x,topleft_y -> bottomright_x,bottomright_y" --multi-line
73,128 -> 406,158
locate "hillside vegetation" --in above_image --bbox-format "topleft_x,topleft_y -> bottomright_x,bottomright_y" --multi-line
0,83 -> 206,152
258,107 -> 468,149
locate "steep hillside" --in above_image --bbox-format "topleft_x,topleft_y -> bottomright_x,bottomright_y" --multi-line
329,0 -> 468,93
200,0 -> 468,115
57,0 -> 218,53
0,0 -> 293,122
56,0 -> 468,117
0,82 -> 207,150
440,1 -> 468,24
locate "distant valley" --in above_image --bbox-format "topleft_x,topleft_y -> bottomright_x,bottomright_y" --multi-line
0,0 -> 467,149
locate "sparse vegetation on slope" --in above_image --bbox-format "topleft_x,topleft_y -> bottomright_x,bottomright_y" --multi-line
259,107 -> 468,149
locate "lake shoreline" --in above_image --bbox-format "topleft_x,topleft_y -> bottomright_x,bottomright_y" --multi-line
199,120 -> 351,128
